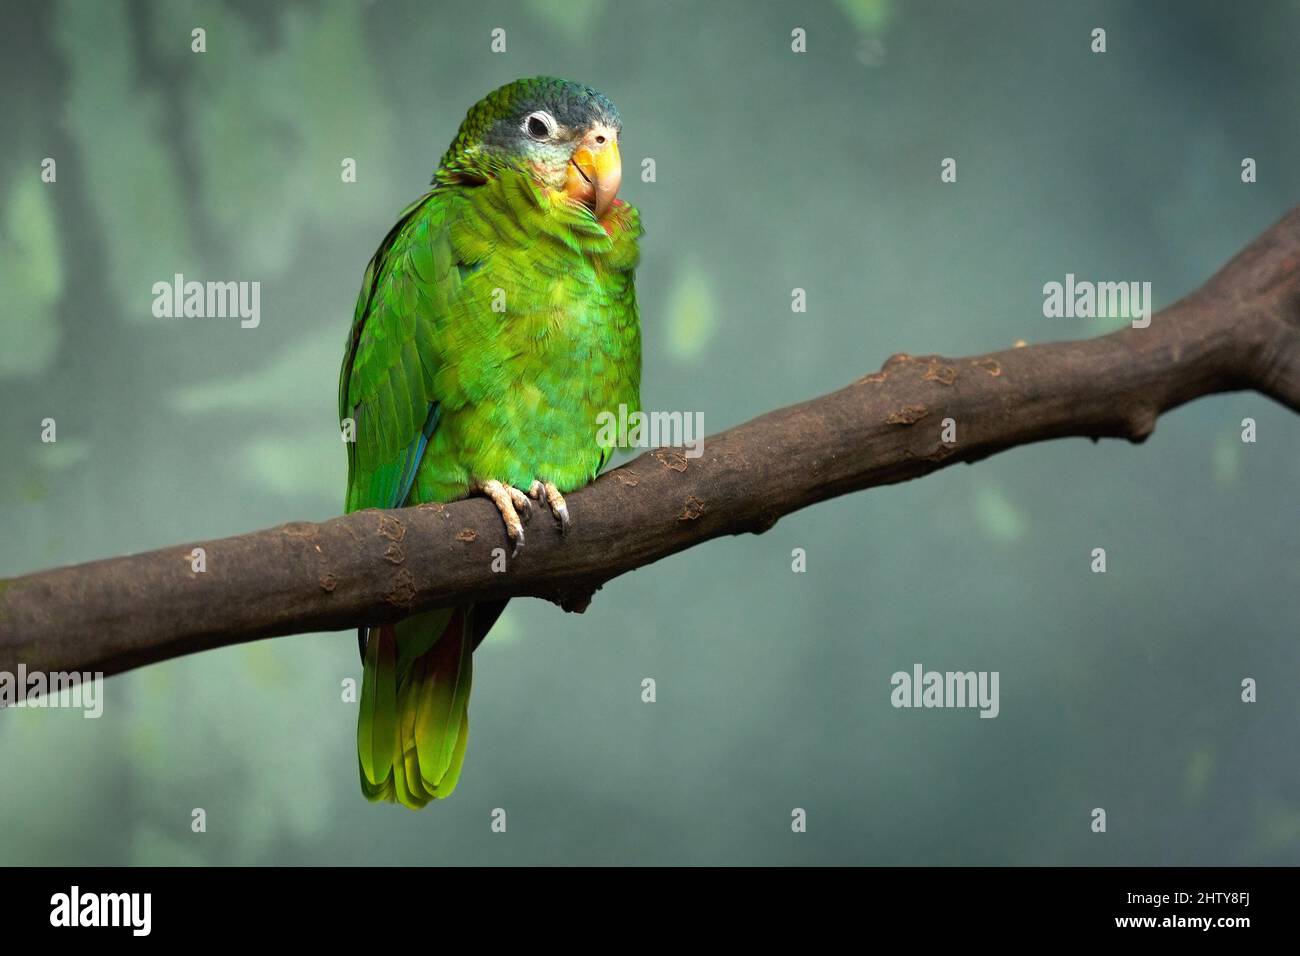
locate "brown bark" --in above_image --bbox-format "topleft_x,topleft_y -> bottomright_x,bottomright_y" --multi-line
3,207 -> 1299,680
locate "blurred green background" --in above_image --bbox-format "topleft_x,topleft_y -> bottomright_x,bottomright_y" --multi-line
1,0 -> 1297,865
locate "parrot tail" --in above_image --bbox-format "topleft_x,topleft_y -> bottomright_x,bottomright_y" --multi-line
357,606 -> 473,809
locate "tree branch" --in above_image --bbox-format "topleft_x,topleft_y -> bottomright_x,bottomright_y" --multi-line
4,207 -> 1299,679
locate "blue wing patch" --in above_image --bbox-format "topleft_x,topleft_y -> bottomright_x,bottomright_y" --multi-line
392,401 -> 441,508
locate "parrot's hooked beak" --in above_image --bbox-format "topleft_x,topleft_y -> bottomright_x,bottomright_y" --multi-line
565,125 -> 621,220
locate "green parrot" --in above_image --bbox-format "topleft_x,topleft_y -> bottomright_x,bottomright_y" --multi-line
338,77 -> 642,808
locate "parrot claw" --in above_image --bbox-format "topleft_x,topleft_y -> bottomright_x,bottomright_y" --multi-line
528,480 -> 571,535
473,479 -> 529,557
508,484 -> 532,523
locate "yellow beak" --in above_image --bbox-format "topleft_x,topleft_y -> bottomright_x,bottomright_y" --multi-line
565,129 -> 621,219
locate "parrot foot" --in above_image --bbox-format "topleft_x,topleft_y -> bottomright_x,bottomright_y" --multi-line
528,480 -> 571,535
472,479 -> 531,558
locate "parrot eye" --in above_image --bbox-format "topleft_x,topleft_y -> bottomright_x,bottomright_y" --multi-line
524,111 -> 556,140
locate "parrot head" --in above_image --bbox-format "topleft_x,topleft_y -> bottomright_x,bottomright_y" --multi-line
436,76 -> 623,219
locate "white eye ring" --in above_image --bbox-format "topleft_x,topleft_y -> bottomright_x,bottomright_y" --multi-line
524,110 -> 557,140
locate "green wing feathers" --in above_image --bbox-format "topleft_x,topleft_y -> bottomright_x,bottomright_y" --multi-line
341,192 -> 456,513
